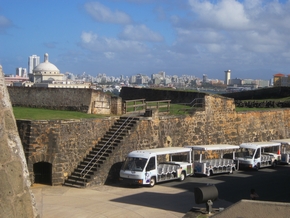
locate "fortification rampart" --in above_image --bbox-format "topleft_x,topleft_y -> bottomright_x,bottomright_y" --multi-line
0,66 -> 39,217
8,87 -> 122,115
16,95 -> 290,186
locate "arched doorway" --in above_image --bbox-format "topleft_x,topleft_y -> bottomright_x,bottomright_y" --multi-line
33,162 -> 52,185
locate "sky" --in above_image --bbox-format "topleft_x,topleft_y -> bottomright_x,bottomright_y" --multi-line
0,0 -> 290,80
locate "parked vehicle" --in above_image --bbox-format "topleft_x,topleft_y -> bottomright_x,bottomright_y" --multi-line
271,138 -> 290,164
236,142 -> 281,170
186,144 -> 239,176
119,147 -> 193,187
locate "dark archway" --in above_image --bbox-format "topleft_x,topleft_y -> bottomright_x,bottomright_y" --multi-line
33,162 -> 52,185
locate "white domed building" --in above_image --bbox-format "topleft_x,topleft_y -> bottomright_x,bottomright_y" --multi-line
27,53 -> 90,88
30,53 -> 64,83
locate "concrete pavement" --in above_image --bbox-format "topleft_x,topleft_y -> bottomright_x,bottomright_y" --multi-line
31,184 -> 233,218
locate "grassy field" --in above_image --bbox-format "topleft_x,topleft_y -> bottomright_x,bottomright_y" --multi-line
235,107 -> 277,112
12,104 -> 196,120
12,107 -> 109,120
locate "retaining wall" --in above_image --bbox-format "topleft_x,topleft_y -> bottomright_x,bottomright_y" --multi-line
16,95 -> 290,186
8,87 -> 122,115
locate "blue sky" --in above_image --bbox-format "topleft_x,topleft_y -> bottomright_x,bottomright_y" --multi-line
1,0 -> 290,80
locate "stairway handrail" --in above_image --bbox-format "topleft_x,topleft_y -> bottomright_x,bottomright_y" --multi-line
80,116 -> 136,178
179,98 -> 204,107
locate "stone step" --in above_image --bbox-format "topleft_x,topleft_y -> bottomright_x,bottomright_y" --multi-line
86,154 -> 108,160
97,142 -> 118,147
71,171 -> 92,179
82,158 -> 104,165
106,130 -> 127,136
63,178 -> 87,188
89,150 -> 111,156
77,164 -> 99,173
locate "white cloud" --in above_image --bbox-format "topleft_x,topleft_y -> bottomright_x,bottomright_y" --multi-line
119,24 -> 163,42
81,32 -> 98,43
104,52 -> 115,59
80,31 -> 148,53
84,2 -> 131,24
188,0 -> 250,30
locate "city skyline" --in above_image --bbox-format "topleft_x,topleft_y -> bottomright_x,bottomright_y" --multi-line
1,0 -> 290,80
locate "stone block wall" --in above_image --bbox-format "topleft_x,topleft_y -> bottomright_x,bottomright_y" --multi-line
8,87 -> 122,115
17,118 -> 118,185
0,66 -> 39,218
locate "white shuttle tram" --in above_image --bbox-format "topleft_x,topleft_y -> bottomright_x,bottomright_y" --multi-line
236,141 -> 281,170
186,144 -> 240,176
271,138 -> 290,164
119,147 -> 193,187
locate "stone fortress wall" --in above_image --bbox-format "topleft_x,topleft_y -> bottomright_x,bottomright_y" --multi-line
8,87 -> 122,115
0,66 -> 39,218
16,93 -> 290,186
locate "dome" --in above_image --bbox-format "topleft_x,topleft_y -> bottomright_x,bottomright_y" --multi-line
33,53 -> 60,73
33,62 -> 59,72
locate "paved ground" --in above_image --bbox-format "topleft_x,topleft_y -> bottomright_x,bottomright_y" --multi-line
31,184 -> 232,218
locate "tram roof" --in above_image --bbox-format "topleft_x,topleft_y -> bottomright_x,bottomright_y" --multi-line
271,138 -> 290,145
240,141 -> 280,149
185,144 -> 239,151
127,147 -> 191,158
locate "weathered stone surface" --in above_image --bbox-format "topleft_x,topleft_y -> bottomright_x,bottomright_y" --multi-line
8,86 -> 122,115
0,66 -> 39,218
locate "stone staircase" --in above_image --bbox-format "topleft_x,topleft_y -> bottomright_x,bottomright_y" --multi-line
63,116 -> 139,188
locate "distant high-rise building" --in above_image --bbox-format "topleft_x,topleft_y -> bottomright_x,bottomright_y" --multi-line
158,71 -> 165,78
16,67 -> 22,77
202,74 -> 207,83
28,55 -> 40,74
130,75 -> 137,84
15,67 -> 27,77
224,70 -> 231,85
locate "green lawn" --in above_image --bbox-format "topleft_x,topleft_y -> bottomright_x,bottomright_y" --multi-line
13,107 -> 108,120
235,107 -> 277,112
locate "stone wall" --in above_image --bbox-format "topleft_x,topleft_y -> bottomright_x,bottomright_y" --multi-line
121,95 -> 289,149
17,118 -> 118,185
8,87 -> 122,115
16,94 -> 290,186
0,66 -> 39,218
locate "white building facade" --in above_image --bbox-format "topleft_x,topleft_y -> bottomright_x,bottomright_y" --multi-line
28,55 -> 40,74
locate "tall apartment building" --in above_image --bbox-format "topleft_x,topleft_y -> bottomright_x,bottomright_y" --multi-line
28,55 -> 40,74
16,67 -> 27,77
224,70 -> 231,85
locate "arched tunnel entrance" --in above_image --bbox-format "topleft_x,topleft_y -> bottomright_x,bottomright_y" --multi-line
33,162 -> 52,185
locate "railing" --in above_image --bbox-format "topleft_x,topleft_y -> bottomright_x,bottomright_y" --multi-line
123,99 -> 171,114
145,100 -> 171,113
123,99 -> 146,114
80,116 -> 136,179
178,98 -> 205,112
